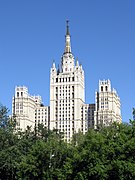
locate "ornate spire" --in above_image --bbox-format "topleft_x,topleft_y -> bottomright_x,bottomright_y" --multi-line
64,20 -> 71,53
66,20 -> 70,35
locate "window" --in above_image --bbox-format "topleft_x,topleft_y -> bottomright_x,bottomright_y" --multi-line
72,93 -> 74,98
101,86 -> 103,92
17,92 -> 19,97
72,86 -> 74,91
105,86 -> 108,91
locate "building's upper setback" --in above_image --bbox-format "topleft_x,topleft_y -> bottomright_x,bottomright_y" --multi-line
12,21 -> 122,141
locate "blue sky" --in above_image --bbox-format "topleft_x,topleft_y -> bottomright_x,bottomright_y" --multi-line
0,0 -> 135,122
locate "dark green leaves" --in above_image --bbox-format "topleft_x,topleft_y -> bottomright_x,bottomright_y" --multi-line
0,105 -> 135,179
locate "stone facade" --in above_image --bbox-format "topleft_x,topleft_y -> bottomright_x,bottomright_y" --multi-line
94,80 -> 122,128
12,86 -> 49,131
81,104 -> 95,133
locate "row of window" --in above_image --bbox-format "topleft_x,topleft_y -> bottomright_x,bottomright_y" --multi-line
101,98 -> 108,101
36,121 -> 47,125
17,92 -> 23,97
56,86 -> 74,90
57,125 -> 71,128
35,109 -> 47,112
56,99 -> 74,103
56,93 -> 74,99
56,77 -> 74,83
55,120 -> 75,124
81,107 -> 95,110
16,110 -> 23,114
83,109 -> 95,111
101,86 -> 108,92
57,128 -> 74,132
56,105 -> 74,108
35,116 -> 47,119
101,106 -> 108,109
99,116 -> 109,119
35,112 -> 47,115
36,120 -> 47,123
56,115 -> 74,119
101,102 -> 108,105
56,108 -> 74,113
16,106 -> 23,109
56,115 -> 74,118
16,103 -> 23,107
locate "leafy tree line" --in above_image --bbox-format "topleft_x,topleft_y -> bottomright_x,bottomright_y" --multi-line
0,105 -> 135,180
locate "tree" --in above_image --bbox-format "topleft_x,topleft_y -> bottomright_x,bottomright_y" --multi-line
0,105 -> 19,179
0,105 -> 9,128
0,105 -> 135,179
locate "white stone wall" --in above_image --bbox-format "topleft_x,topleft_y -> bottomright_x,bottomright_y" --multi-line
35,106 -> 50,128
81,104 -> 95,133
12,86 -> 50,131
94,80 -> 122,128
50,54 -> 85,141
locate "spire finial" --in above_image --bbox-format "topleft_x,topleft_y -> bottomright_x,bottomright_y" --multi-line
66,20 -> 70,35
64,20 -> 71,53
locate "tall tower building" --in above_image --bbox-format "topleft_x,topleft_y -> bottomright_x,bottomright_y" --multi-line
50,21 -> 85,141
94,80 -> 122,128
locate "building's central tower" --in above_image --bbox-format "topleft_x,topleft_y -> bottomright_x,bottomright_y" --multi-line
50,21 -> 85,141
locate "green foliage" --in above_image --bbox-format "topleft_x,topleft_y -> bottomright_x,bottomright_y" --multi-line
0,105 -> 135,179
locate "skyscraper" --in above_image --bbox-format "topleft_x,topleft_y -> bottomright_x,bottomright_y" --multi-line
50,21 -> 85,141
